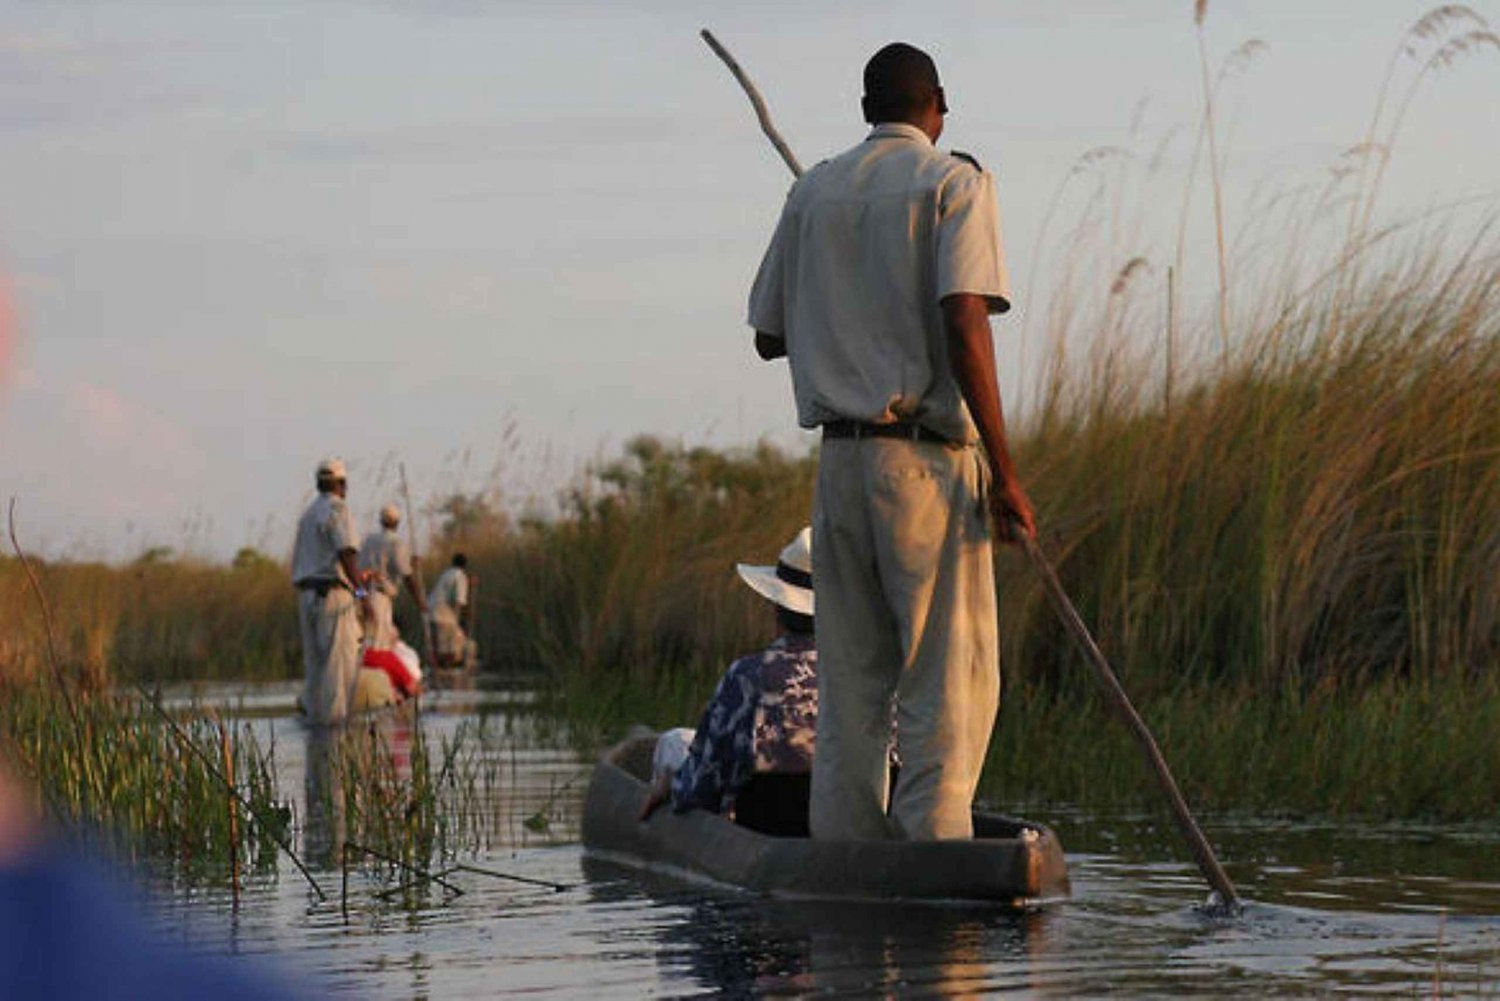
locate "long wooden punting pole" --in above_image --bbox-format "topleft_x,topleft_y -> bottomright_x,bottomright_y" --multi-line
700,28 -> 1241,913
399,462 -> 438,669
699,30 -> 802,177
1019,533 -> 1240,910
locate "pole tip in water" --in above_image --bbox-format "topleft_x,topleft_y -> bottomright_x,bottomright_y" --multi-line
1202,889 -> 1244,918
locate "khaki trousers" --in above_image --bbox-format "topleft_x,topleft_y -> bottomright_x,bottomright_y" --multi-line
810,437 -> 999,840
366,590 -> 398,651
428,605 -> 466,662
299,588 -> 363,725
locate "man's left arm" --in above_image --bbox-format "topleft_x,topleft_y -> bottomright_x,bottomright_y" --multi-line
455,572 -> 473,630
330,503 -> 373,611
936,165 -> 1034,541
337,547 -> 375,621
337,548 -> 364,589
943,294 -> 1035,541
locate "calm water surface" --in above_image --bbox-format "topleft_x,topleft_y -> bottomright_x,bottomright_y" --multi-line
143,679 -> 1500,998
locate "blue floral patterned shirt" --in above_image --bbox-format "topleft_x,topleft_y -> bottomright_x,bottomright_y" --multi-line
670,633 -> 818,817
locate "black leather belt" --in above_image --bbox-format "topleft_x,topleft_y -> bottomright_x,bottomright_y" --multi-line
294,578 -> 344,598
821,419 -> 954,446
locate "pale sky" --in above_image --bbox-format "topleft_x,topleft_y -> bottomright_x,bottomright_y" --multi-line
1,1 -> 1496,560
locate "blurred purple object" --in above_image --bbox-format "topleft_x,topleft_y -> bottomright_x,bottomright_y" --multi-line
0,845 -> 315,1001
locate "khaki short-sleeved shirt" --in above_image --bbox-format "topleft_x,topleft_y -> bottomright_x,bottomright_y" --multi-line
290,492 -> 360,586
359,528 -> 412,596
428,566 -> 469,612
747,122 -> 1011,444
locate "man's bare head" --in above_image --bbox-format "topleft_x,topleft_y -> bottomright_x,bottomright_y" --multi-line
862,42 -> 947,139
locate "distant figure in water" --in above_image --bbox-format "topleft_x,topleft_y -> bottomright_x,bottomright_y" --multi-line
291,457 -> 372,725
640,528 -> 819,835
358,504 -> 427,651
427,553 -> 472,668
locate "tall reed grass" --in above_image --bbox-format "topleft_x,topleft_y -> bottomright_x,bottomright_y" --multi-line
0,681 -> 545,889
306,715 -> 524,875
3,4 -> 1496,823
0,554 -> 300,685
985,673 -> 1500,822
1011,251 -> 1500,700
474,249 -> 1499,694
494,235 -> 1498,818
0,684 -> 287,878
471,437 -> 816,683
462,0 -> 1500,815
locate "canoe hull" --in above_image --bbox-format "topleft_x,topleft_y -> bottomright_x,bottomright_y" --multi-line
581,732 -> 1070,906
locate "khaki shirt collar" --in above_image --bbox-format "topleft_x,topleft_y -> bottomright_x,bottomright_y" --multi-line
866,122 -> 934,146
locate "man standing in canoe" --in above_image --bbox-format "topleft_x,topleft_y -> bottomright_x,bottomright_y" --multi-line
427,553 -> 472,668
359,504 -> 427,651
291,457 -> 372,725
747,42 -> 1035,840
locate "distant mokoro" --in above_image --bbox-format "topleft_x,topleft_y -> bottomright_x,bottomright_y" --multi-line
581,731 -> 1071,907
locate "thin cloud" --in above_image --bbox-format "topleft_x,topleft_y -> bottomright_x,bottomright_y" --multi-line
63,379 -> 201,467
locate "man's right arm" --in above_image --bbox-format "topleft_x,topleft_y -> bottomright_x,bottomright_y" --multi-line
748,191 -> 796,362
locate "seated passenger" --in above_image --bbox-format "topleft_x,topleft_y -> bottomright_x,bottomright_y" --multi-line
640,527 -> 817,831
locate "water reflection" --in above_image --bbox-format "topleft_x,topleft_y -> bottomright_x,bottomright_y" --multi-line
741,901 -> 1048,997
302,713 -> 419,870
581,857 -> 1053,996
426,668 -> 477,699
301,728 -> 342,870
385,714 -> 413,782
141,681 -> 1500,998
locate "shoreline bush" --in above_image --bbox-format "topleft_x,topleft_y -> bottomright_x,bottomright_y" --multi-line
0,555 -> 300,684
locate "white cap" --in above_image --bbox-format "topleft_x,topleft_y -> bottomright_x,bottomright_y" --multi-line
735,526 -> 814,617
316,457 -> 347,480
379,504 -> 401,527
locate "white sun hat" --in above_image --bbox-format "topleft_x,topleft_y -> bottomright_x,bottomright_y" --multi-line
736,526 -> 814,617
316,456 -> 347,480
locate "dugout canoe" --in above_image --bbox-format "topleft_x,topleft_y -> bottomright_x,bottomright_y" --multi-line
296,668 -> 417,724
581,730 -> 1070,907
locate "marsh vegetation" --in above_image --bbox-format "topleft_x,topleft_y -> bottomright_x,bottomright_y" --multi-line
0,8 -> 1496,905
